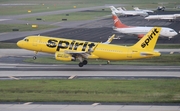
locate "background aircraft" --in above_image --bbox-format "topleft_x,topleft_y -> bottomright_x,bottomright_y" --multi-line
17,27 -> 161,67
112,12 -> 178,38
109,6 -> 148,17
157,6 -> 165,11
145,14 -> 180,21
133,7 -> 154,13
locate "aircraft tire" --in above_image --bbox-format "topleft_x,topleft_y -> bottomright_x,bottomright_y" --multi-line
83,60 -> 88,65
33,56 -> 36,60
79,62 -> 84,67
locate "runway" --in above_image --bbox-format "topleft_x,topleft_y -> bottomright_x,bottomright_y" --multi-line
0,104 -> 180,111
0,63 -> 180,80
0,49 -> 180,79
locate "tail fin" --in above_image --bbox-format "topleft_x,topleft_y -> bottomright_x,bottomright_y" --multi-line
119,7 -> 127,11
131,27 -> 161,51
109,6 -> 120,13
112,12 -> 129,28
134,7 -> 140,11
117,7 -> 125,11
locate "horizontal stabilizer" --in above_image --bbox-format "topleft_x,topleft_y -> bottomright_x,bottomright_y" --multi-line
140,52 -> 154,56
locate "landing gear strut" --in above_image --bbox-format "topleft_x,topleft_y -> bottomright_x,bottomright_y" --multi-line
33,51 -> 38,60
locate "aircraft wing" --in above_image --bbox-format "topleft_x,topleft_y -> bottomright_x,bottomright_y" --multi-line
65,50 -> 90,58
65,43 -> 99,59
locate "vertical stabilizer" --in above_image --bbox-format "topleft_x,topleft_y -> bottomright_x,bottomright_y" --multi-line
131,27 -> 161,50
112,12 -> 129,28
109,6 -> 120,13
118,7 -> 126,11
134,7 -> 140,11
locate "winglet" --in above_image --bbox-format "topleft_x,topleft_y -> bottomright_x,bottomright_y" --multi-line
103,34 -> 115,44
131,27 -> 161,51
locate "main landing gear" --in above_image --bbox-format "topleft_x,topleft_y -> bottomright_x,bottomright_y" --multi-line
78,60 -> 88,67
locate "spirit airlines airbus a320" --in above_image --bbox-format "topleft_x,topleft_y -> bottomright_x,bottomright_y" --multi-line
17,27 -> 161,67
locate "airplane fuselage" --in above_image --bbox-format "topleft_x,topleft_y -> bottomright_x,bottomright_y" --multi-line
114,27 -> 177,38
145,14 -> 180,20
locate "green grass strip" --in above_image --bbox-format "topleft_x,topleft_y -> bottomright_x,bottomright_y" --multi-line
0,79 -> 180,103
22,10 -> 111,22
0,24 -> 57,33
0,43 -> 19,49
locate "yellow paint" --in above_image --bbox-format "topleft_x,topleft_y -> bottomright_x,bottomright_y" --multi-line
32,25 -> 38,28
28,10 -> 31,13
17,27 -> 161,66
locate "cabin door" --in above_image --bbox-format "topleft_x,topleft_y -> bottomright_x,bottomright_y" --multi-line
127,49 -> 132,59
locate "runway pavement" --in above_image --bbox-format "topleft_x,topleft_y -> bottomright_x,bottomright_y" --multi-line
0,63 -> 180,80
0,104 -> 180,111
0,49 -> 180,79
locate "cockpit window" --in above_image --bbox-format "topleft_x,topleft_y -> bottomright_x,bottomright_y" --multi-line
170,30 -> 175,32
23,38 -> 29,42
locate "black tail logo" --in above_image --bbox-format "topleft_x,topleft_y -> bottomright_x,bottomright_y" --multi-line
141,28 -> 159,48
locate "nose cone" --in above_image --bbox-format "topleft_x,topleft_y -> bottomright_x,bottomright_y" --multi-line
17,40 -> 23,48
171,31 -> 178,37
175,31 -> 178,35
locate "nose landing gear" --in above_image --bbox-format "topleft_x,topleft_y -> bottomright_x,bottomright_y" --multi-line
33,51 -> 38,60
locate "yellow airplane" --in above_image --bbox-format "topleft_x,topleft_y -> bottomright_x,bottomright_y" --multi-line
17,27 -> 161,67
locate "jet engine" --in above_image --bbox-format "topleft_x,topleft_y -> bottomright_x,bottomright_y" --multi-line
55,52 -> 75,61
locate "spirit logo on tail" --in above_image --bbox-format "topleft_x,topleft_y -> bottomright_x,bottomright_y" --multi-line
141,28 -> 159,48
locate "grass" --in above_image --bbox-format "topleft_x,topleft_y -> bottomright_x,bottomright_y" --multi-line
0,42 -> 19,48
0,1 -> 100,15
154,44 -> 180,49
0,79 -> 179,102
0,0 -> 180,15
22,10 -> 111,22
0,24 -> 57,33
23,54 -> 180,66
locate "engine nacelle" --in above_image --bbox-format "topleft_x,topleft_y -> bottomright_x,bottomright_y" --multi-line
55,52 -> 75,61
